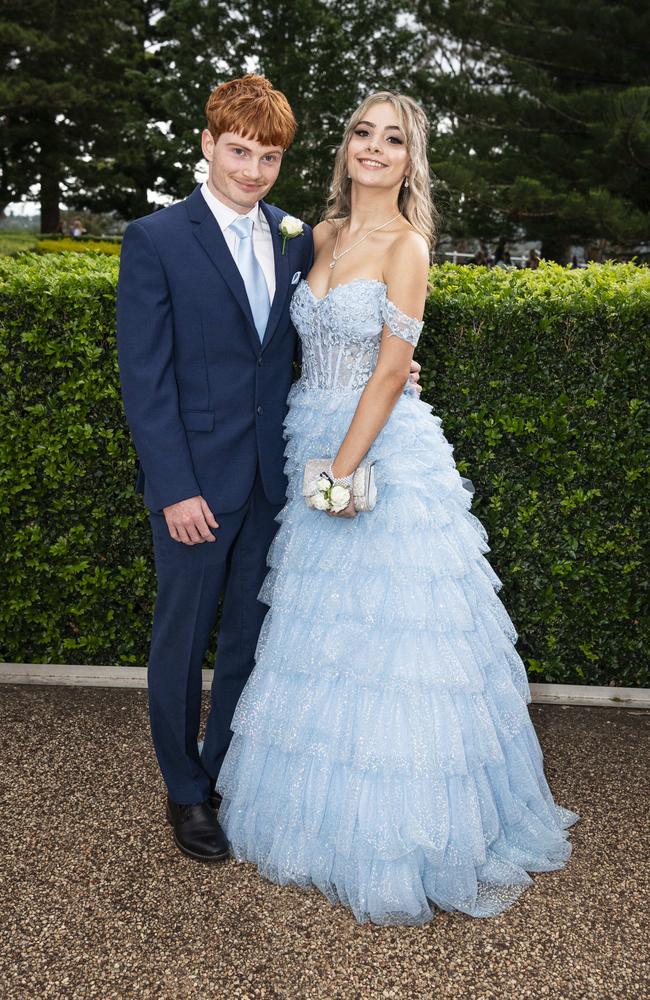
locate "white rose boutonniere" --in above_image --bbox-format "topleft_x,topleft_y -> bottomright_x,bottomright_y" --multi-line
278,215 -> 304,254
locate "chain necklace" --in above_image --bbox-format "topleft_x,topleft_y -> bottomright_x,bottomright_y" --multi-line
330,212 -> 402,269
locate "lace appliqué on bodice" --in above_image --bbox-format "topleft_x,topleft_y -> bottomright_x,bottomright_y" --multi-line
290,278 -> 423,391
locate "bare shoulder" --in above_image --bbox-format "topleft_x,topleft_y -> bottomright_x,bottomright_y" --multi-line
384,227 -> 430,283
392,227 -> 429,265
312,219 -> 338,251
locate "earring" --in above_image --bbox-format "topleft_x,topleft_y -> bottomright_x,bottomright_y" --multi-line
403,176 -> 410,189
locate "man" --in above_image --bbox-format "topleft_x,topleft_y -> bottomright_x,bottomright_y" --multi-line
117,75 -> 420,862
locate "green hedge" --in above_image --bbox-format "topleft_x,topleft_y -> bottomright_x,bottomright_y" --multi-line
421,262 -> 648,686
0,252 -> 154,665
1,252 -> 648,684
0,231 -> 39,256
38,238 -> 122,256
39,233 -> 123,243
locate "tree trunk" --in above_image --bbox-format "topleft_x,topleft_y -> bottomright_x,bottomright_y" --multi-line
132,184 -> 152,219
540,235 -> 571,264
40,168 -> 60,234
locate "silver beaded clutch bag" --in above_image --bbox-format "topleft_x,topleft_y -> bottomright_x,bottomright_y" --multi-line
303,458 -> 377,512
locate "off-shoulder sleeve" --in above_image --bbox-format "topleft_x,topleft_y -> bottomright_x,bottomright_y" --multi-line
381,296 -> 424,347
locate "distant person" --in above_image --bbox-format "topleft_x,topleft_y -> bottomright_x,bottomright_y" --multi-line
494,248 -> 515,269
525,248 -> 540,270
493,238 -> 506,265
70,219 -> 85,238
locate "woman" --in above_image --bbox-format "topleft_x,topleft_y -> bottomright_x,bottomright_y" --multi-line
216,91 -> 579,924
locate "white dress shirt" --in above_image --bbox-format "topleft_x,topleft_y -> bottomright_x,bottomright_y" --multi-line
200,181 -> 276,301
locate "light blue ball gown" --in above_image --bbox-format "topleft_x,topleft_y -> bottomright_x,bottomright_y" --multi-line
217,278 -> 579,925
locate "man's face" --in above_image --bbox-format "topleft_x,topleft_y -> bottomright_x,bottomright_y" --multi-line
201,129 -> 284,213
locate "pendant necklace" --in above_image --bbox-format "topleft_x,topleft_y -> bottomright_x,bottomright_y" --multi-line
330,212 -> 402,269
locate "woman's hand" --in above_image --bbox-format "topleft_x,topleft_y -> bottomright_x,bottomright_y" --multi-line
326,494 -> 357,518
325,461 -> 357,518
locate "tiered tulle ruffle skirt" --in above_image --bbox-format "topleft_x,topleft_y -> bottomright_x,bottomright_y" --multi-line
217,383 -> 579,924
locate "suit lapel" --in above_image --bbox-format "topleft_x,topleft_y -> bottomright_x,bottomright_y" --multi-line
186,186 -> 260,353
259,201 -> 290,352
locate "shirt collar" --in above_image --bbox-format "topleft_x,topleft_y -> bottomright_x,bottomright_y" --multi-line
200,181 -> 262,233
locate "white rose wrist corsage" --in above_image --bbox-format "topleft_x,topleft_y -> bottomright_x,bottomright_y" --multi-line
303,458 -> 377,513
309,465 -> 354,513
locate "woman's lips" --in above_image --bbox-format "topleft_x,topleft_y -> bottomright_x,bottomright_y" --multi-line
357,158 -> 388,169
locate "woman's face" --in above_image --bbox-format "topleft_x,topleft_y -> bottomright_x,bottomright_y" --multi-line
346,101 -> 410,193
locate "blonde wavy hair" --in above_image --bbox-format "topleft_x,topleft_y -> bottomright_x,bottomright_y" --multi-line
323,91 -> 439,251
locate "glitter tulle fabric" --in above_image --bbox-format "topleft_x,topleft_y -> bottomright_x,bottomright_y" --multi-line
217,278 -> 579,924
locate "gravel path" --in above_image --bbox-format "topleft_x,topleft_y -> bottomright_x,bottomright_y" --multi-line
0,684 -> 647,1000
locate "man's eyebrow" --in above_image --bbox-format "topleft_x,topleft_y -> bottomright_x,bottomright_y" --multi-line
226,141 -> 282,153
357,120 -> 403,131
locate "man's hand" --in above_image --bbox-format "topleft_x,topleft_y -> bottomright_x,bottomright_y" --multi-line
409,359 -> 422,396
163,496 -> 219,544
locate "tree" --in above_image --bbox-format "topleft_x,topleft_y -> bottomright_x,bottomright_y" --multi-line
0,0 -> 147,229
232,0 -> 423,224
70,0 -> 239,217
1,1 -> 425,229
0,1 -> 238,228
413,0 -> 650,259
82,0 -> 423,226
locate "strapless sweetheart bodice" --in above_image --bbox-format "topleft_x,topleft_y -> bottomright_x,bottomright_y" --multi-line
289,278 -> 423,391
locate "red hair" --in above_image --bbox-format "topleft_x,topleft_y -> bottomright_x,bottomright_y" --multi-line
205,74 -> 296,149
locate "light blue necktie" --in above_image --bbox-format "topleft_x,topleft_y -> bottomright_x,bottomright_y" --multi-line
229,215 -> 271,342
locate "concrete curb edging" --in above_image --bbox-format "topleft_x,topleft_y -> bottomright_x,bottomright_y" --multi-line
1,662 -> 648,709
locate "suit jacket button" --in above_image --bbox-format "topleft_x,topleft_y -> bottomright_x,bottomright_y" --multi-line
257,405 -> 263,415
257,357 -> 263,366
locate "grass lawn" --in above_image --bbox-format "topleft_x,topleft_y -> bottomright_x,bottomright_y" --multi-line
0,230 -> 39,255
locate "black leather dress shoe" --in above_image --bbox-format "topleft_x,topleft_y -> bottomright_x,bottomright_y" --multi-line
166,796 -> 229,862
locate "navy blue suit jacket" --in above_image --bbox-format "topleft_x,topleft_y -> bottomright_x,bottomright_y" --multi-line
116,185 -> 313,513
